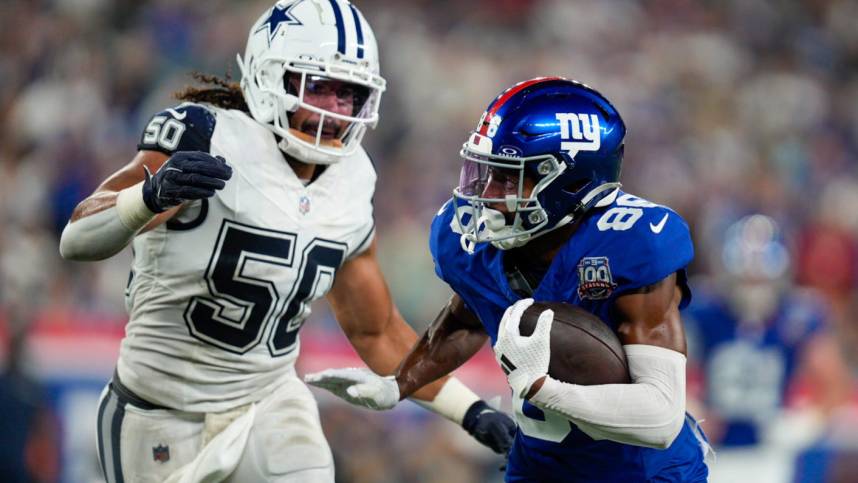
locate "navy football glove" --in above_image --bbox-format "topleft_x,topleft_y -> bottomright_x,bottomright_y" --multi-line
462,400 -> 516,454
142,151 -> 232,213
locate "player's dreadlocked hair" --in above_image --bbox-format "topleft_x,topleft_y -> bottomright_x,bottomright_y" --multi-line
175,72 -> 249,113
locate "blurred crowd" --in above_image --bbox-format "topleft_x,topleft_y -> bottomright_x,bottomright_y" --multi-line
2,0 -> 858,482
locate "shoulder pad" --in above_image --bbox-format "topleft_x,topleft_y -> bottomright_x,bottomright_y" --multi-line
582,192 -> 694,296
349,146 -> 378,186
364,150 -> 378,179
138,103 -> 216,155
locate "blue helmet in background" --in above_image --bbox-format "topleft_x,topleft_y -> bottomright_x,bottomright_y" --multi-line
720,214 -> 791,323
453,77 -> 626,251
722,214 -> 790,281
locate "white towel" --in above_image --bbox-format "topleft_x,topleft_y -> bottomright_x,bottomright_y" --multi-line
164,403 -> 257,483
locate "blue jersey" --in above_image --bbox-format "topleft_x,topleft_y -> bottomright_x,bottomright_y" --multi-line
430,191 -> 709,482
683,284 -> 826,447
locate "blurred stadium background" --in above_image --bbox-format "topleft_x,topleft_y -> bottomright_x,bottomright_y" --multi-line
2,0 -> 858,481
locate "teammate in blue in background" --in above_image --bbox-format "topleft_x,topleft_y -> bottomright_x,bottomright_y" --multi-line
683,214 -> 850,481
307,77 -> 712,481
685,214 -> 846,446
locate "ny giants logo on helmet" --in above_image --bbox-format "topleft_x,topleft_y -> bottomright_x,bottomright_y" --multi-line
556,113 -> 601,157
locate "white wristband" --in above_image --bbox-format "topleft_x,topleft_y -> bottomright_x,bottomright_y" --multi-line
412,377 -> 481,425
116,181 -> 156,231
60,182 -> 157,261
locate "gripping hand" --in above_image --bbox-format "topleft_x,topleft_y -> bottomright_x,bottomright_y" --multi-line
304,368 -> 400,410
462,400 -> 516,454
493,298 -> 553,398
142,151 -> 233,213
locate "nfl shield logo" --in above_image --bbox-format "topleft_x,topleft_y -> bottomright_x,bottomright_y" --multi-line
577,257 -> 617,300
153,444 -> 170,463
298,195 -> 311,215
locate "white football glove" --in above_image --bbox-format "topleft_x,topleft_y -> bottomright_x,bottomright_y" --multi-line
304,367 -> 400,410
493,298 -> 553,398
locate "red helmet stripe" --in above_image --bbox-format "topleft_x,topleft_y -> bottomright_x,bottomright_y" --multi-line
478,76 -> 563,136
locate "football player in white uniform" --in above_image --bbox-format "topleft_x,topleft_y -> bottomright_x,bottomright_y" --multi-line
59,1 -> 514,482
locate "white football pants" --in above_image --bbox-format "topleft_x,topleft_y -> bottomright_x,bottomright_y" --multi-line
96,374 -> 334,483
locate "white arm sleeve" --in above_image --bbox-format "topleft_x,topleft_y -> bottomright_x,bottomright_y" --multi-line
59,182 -> 155,261
529,344 -> 686,449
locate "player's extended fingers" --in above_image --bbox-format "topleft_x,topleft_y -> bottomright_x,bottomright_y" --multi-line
310,381 -> 346,395
179,156 -> 233,179
499,300 -> 525,336
305,368 -> 370,388
158,181 -> 210,199
532,308 -> 554,341
345,385 -> 364,399
346,383 -> 396,410
345,384 -> 378,406
171,172 -> 227,190
510,298 -> 535,322
303,373 -> 339,389
304,369 -> 351,389
306,377 -> 357,399
506,298 -> 535,336
174,186 -> 216,200
302,370 -> 327,385
498,305 -> 516,338
188,162 -> 233,180
305,368 -> 353,383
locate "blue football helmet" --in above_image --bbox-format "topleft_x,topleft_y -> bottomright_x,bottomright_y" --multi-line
453,77 -> 626,251
722,214 -> 790,281
720,214 -> 791,323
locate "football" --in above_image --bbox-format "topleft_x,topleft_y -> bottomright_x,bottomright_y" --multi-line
518,301 -> 631,385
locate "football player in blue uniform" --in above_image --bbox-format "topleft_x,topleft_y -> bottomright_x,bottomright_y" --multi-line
683,215 -> 849,481
307,77 -> 712,481
685,214 -> 847,446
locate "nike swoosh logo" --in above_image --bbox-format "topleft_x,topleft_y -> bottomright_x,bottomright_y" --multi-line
650,214 -> 669,234
166,108 -> 187,120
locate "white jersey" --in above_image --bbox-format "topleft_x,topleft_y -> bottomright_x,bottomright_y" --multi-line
118,103 -> 375,412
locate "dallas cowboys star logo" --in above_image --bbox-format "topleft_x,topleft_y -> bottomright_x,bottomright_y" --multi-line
256,0 -> 304,44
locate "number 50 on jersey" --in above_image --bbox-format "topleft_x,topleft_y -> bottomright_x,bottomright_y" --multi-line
185,220 -> 346,356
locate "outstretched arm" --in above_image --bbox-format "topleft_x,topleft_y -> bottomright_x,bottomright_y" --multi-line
325,238 -> 453,402
395,293 -> 489,398
316,245 -> 514,453
496,274 -> 689,449
60,151 -> 175,261
60,150 -> 231,261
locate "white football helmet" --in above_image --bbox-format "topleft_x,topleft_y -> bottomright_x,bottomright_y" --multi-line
238,0 -> 386,164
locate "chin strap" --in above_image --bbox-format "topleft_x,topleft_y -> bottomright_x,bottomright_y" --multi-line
582,183 -> 622,208
459,234 -> 474,254
523,184 -> 622,243
278,136 -> 339,165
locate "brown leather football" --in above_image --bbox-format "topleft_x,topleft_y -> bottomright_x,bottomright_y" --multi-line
518,301 -> 630,385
